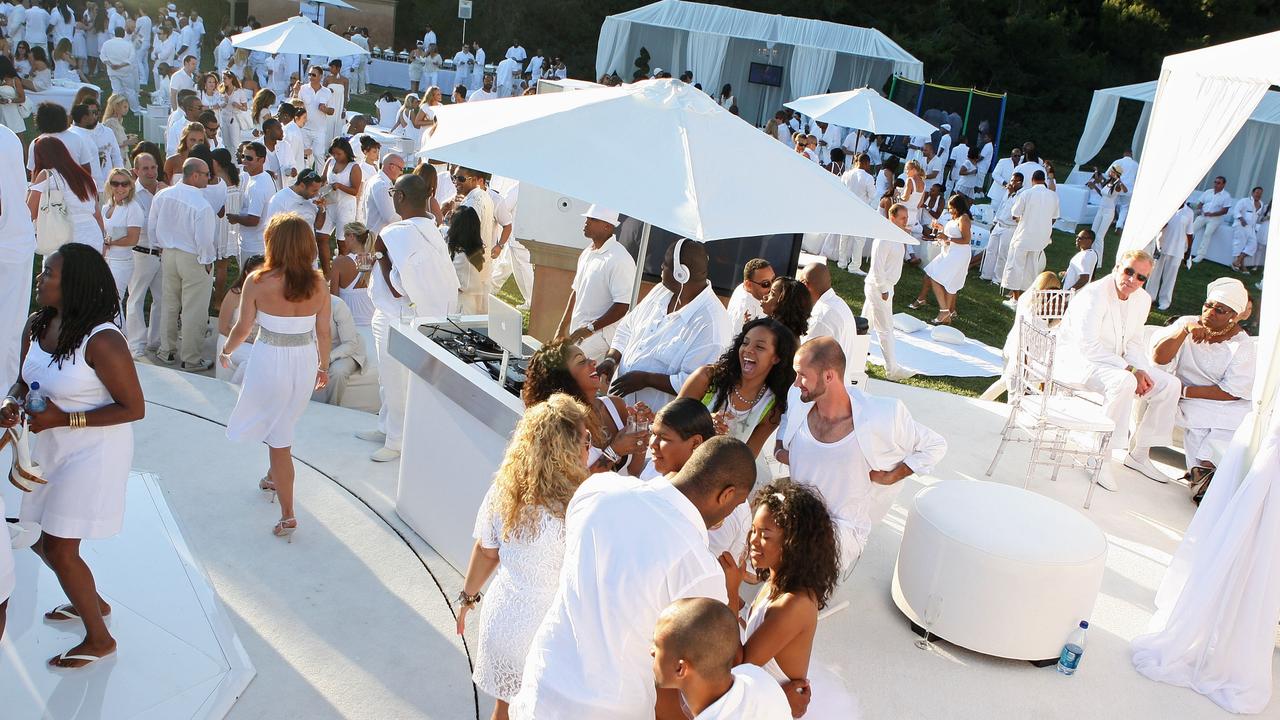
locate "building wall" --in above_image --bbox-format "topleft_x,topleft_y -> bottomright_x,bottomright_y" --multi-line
247,0 -> 399,48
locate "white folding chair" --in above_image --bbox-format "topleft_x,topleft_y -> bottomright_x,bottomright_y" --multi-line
986,316 -> 1115,509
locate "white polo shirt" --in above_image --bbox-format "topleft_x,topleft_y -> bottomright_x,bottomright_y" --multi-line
511,474 -> 728,720
236,170 -> 276,255
569,237 -> 635,332
26,130 -> 94,170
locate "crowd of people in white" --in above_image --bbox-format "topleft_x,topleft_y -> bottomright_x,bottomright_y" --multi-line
0,8 -> 1267,716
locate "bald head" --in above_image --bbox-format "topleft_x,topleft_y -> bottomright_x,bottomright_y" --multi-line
672,436 -> 755,528
798,336 -> 846,376
181,158 -> 209,188
654,598 -> 740,679
392,173 -> 429,217
798,262 -> 831,301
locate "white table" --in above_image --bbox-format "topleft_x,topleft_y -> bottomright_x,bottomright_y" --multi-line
367,59 -> 456,92
27,81 -> 98,110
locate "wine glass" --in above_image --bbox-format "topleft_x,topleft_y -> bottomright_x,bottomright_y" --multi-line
915,593 -> 944,651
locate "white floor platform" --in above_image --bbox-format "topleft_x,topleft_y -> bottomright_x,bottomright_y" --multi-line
1,473 -> 254,719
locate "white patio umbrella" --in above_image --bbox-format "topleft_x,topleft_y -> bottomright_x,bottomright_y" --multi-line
231,15 -> 367,58
786,87 -> 937,137
421,79 -> 915,246
300,0 -> 355,25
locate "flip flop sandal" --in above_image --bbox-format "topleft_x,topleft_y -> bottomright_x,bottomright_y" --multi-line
44,603 -> 112,623
49,649 -> 117,669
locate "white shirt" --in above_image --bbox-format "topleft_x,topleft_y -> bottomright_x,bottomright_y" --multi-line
866,237 -> 905,294
266,185 -> 319,230
1158,205 -> 1194,254
1012,160 -> 1047,187
85,123 -> 124,189
1198,188 -> 1233,217
170,67 -> 196,93
131,180 -> 161,250
991,156 -> 1016,187
527,55 -> 544,78
841,167 -> 878,206
725,283 -> 764,333
1009,184 -> 1060,253
100,36 -> 134,73
164,110 -> 189,153
0,126 -> 35,262
236,170 -> 275,254
570,237 -> 635,333
802,288 -> 861,382
495,57 -> 519,88
978,142 -> 994,175
282,122 -> 308,175
936,133 -> 952,161
26,129 -> 93,171
1055,273 -> 1153,378
102,199 -> 144,259
470,87 -> 498,102
612,282 -> 732,412
924,154 -> 946,186
1062,249 -> 1099,289
298,83 -> 334,122
1154,315 -> 1254,431
460,186 -> 495,249
214,37 -> 233,70
360,170 -> 399,237
422,30 -> 436,49
148,182 -> 217,263
1234,196 -> 1263,228
23,5 -> 48,43
695,664 -> 792,719
505,44 -> 526,62
1112,156 -> 1139,196
264,139 -> 294,186
511,474 -> 728,720
369,215 -> 458,317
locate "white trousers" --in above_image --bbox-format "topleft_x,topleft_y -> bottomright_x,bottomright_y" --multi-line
862,284 -> 897,374
0,254 -> 33,390
373,310 -> 408,452
1067,364 -> 1180,453
106,254 -> 134,306
1114,192 -> 1132,229
107,69 -> 140,113
1232,226 -> 1258,259
125,250 -> 163,354
1091,201 -> 1115,260
1001,248 -> 1045,292
1190,215 -> 1225,262
1145,252 -> 1181,309
981,224 -> 1013,281
490,240 -> 534,305
838,236 -> 867,268
1181,426 -> 1232,470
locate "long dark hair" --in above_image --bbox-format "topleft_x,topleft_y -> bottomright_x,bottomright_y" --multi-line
947,193 -> 973,218
29,244 -> 120,367
752,479 -> 840,610
0,56 -> 18,81
767,277 -> 813,342
211,147 -> 241,186
446,205 -> 485,269
522,338 -> 605,443
231,255 -> 266,293
33,135 -> 96,202
705,317 -> 795,417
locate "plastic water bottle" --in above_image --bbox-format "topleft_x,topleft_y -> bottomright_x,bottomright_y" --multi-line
25,382 -> 47,413
1057,621 -> 1089,676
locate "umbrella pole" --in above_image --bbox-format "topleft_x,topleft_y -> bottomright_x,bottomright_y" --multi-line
631,222 -> 652,307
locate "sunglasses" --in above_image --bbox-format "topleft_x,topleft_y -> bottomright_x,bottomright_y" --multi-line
750,277 -> 773,288
1121,266 -> 1148,283
452,175 -> 467,183
1203,302 -> 1233,316
109,180 -> 131,187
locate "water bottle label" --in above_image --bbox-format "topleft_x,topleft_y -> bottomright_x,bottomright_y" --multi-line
1059,645 -> 1082,669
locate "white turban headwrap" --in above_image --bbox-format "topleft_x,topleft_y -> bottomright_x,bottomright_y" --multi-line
1206,277 -> 1248,314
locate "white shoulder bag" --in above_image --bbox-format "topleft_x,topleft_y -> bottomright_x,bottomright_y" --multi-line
34,169 -> 75,255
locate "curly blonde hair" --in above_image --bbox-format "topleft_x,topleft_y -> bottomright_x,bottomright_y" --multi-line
494,393 -> 591,540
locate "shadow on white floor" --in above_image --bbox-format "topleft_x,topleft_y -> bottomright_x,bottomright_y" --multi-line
1,473 -> 254,719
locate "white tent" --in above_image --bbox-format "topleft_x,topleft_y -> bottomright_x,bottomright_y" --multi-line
1073,79 -> 1280,200
595,0 -> 923,125
1123,30 -> 1280,716
785,87 -> 937,137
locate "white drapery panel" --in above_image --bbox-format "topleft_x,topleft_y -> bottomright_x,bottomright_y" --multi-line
1117,70 -> 1267,254
788,47 -> 837,101
1071,91 -> 1119,171
1131,101 -> 1152,161
595,17 -> 632,79
685,31 -> 728,91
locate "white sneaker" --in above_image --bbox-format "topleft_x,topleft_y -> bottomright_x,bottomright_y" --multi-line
1001,298 -> 1017,309
370,447 -> 401,462
850,267 -> 867,276
355,429 -> 386,443
1095,467 -> 1119,492
1124,453 -> 1173,483
885,368 -> 915,382
837,261 -> 850,270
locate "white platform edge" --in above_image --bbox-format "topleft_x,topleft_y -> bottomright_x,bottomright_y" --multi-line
134,472 -> 256,716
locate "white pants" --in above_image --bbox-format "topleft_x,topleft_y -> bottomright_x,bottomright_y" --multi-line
1145,251 -> 1181,309
1182,426 -> 1232,470
490,240 -> 533,305
1232,225 -> 1258,259
0,254 -> 33,390
981,224 -> 1013,281
106,253 -> 134,305
1001,247 -> 1045,292
1063,364 -> 1180,453
1091,200 -> 1115,260
862,284 -> 897,374
1190,215 -> 1225,262
1114,192 -> 1132,229
107,69 -> 140,113
373,310 -> 408,452
839,236 -> 867,269
125,250 -> 163,354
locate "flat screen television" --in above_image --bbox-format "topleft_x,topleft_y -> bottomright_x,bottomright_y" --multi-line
748,62 -> 783,87
615,218 -> 803,297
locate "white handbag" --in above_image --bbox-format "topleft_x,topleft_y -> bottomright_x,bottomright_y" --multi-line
34,169 -> 74,255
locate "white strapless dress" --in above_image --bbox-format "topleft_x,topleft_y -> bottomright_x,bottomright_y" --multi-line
226,311 -> 318,449
744,595 -> 860,720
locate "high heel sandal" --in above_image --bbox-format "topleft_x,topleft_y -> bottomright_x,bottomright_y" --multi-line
272,518 -> 297,542
907,299 -> 927,310
259,476 -> 276,503
932,309 -> 955,325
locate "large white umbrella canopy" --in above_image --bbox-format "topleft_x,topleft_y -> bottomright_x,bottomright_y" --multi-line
231,15 -> 367,58
303,0 -> 356,9
421,79 -> 916,244
786,88 -> 937,137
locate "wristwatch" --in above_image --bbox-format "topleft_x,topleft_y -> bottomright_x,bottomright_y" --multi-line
584,321 -> 596,334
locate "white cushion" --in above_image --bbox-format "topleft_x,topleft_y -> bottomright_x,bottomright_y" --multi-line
930,324 -> 966,345
892,312 -> 928,334
1015,394 -> 1115,433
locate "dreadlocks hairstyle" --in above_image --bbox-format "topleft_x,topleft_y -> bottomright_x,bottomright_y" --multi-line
29,243 -> 121,367
751,479 -> 840,610
705,317 -> 796,417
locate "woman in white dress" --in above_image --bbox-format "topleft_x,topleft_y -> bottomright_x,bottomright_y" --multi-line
375,91 -> 400,129
329,222 -> 375,327
391,93 -> 421,141
101,168 -> 143,299
900,158 -> 926,238
718,83 -> 735,110
199,72 -> 226,116
455,393 -> 593,719
910,194 -> 973,325
27,135 -> 107,251
221,214 -> 332,540
71,14 -> 88,68
14,41 -> 33,77
0,56 -> 27,133
1151,277 -> 1256,500
101,93 -> 133,158
221,71 -> 251,150
217,254 -> 266,385
23,46 -> 53,92
446,204 -> 490,315
211,147 -> 242,306
412,86 -> 441,138
1,243 -> 145,668
734,480 -> 860,719
53,38 -> 81,82
319,136 -> 362,255
1086,165 -> 1125,260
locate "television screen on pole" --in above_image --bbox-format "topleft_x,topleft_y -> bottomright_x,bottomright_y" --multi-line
748,62 -> 783,87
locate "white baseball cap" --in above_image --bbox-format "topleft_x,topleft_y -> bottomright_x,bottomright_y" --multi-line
940,123 -> 951,130
583,204 -> 620,227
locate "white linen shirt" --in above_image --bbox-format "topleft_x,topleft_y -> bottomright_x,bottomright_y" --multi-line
695,664 -> 792,719
0,126 -> 35,262
570,238 -> 635,332
866,237 -> 905,295
841,167 -> 878,206
369,216 -> 459,317
511,474 -> 729,720
236,170 -> 276,255
1055,273 -> 1154,380
725,283 -> 764,333
132,180 -> 160,250
360,170 -> 400,237
147,182 -> 217,263
924,154 -> 946,186
1009,184 -> 1060,253
298,84 -> 334,122
612,282 -> 732,412
1062,248 -> 1099,290
802,288 -> 861,381
1157,206 -> 1194,254
266,186 -> 319,230
1198,188 -> 1233,217
26,130 -> 94,170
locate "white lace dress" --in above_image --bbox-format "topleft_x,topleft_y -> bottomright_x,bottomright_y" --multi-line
471,485 -> 567,702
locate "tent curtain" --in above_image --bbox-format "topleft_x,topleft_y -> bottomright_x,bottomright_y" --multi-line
685,31 -> 728,90
789,47 -> 837,100
595,17 -> 632,79
1131,100 -> 1152,161
1072,91 -> 1120,171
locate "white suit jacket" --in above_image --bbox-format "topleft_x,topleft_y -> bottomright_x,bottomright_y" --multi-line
1054,273 -> 1152,382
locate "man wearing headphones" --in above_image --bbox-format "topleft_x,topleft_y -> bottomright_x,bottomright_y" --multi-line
596,239 -> 732,413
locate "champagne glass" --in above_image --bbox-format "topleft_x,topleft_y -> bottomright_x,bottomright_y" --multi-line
915,593 -> 944,651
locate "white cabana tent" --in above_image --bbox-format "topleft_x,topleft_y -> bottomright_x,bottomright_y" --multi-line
595,0 -> 923,126
1123,30 -> 1280,716
1073,80 -> 1280,198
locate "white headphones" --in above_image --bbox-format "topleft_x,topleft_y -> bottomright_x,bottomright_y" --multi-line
672,237 -> 690,284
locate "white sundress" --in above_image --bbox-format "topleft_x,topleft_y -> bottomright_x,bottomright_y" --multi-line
337,254 -> 375,327
21,323 -> 134,539
216,183 -> 243,260
924,217 -> 970,295
470,485 -> 567,702
744,593 -> 860,720
323,161 -> 359,235
225,311 -> 318,449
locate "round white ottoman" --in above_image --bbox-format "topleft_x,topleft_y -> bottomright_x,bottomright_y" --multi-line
891,479 -> 1108,662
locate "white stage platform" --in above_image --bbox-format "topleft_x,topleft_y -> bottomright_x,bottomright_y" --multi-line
1,473 -> 254,719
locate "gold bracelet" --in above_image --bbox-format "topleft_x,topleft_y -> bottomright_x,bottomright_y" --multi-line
71,411 -> 87,428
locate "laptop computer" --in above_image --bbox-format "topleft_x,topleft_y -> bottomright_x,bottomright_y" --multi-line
487,295 -> 525,359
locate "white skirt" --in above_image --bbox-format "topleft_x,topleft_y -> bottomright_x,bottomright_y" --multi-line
23,424 -> 133,539
226,339 -> 318,449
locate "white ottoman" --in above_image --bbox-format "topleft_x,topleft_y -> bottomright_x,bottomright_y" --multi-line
892,479 -> 1108,662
